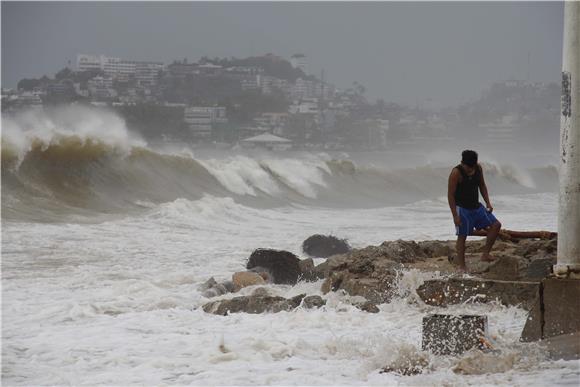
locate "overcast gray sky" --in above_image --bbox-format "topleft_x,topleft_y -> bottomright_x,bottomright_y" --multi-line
1,1 -> 564,107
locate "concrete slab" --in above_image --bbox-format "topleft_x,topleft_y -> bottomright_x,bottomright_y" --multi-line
417,278 -> 540,310
541,331 -> 580,360
521,278 -> 580,342
542,278 -> 580,338
422,314 -> 488,355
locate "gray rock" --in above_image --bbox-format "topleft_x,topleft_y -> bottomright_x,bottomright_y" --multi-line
198,277 -> 218,291
302,295 -> 326,309
321,272 -> 396,304
251,287 -> 272,297
203,295 -> 296,315
355,300 -> 380,313
202,283 -> 229,298
222,280 -> 236,293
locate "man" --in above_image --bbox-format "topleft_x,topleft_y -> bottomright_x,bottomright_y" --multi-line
447,150 -> 502,272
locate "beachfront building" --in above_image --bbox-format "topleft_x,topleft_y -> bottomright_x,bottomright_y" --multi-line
77,54 -> 163,84
240,133 -> 293,151
184,106 -> 228,139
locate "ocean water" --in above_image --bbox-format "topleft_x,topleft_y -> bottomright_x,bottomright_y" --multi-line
2,107 -> 578,385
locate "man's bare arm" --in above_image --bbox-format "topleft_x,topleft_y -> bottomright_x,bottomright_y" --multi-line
448,168 -> 461,224
478,164 -> 493,211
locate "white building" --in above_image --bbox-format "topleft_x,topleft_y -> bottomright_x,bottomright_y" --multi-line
289,98 -> 319,115
291,54 -> 308,74
260,75 -> 290,96
87,76 -> 115,99
77,54 -> 163,84
184,106 -> 228,138
77,54 -> 104,72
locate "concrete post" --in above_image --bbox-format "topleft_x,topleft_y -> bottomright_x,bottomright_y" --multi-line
555,1 -> 580,279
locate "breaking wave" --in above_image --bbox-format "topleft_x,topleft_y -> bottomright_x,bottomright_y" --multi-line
1,107 -> 558,222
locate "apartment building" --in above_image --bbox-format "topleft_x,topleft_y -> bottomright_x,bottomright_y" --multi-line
184,106 -> 228,138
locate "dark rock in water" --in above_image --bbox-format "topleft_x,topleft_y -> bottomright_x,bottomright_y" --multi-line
355,300 -> 380,313
302,234 -> 351,258
203,295 -> 301,315
222,280 -> 236,293
201,293 -> 384,315
199,277 -> 231,298
247,249 -> 302,285
302,295 -> 326,309
251,287 -> 272,297
416,278 -> 540,310
381,355 -> 429,376
199,277 -> 218,291
298,258 -> 318,282
321,272 -> 397,304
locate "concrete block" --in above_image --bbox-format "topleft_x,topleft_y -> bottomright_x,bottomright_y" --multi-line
542,278 -> 580,338
521,278 -> 580,342
542,331 -> 580,360
422,314 -> 488,355
520,295 -> 543,342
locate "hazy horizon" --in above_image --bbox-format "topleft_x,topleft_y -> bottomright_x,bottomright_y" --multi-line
1,1 -> 564,108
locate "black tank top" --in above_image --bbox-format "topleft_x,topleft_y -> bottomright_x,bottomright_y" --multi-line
454,164 -> 481,209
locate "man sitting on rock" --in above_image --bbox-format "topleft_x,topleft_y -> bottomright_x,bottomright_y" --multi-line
447,150 -> 502,272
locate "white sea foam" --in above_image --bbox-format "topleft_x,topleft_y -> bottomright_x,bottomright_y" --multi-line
199,156 -> 281,196
2,192 -> 572,385
261,158 -> 329,199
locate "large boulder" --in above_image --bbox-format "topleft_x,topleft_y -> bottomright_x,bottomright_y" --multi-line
247,249 -> 302,285
302,234 -> 351,257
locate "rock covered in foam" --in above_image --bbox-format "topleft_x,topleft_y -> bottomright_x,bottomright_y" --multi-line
202,294 -> 306,315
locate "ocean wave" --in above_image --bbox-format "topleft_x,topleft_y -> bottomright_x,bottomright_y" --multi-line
1,107 -> 559,222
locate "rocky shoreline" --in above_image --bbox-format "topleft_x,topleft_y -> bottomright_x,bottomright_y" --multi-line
199,234 -> 557,316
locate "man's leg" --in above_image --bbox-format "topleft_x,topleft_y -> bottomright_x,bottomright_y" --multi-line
481,220 -> 501,262
455,235 -> 467,271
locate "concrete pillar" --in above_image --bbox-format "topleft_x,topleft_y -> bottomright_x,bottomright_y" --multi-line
555,1 -> 580,279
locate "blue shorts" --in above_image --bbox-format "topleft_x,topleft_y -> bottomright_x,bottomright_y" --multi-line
455,204 -> 498,236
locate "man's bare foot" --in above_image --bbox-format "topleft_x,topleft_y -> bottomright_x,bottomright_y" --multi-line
481,253 -> 496,262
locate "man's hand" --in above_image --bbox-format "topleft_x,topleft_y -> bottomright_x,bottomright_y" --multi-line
486,205 -> 494,213
454,214 -> 461,226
